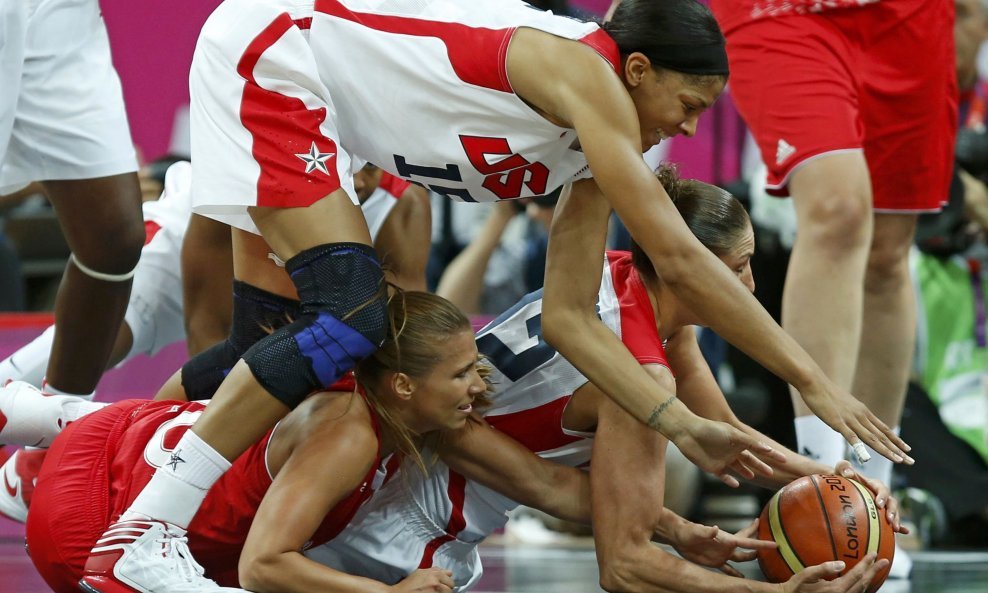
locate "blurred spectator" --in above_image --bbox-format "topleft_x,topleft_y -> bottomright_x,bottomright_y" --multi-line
895,0 -> 988,548
436,192 -> 557,316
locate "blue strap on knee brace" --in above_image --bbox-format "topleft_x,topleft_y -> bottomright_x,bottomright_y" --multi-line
294,311 -> 377,388
242,242 -> 387,409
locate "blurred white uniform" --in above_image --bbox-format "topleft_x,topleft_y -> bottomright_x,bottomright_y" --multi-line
0,0 -> 137,194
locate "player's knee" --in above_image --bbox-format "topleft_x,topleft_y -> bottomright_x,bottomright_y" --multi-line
228,280 -> 302,352
242,243 -> 387,409
73,221 -> 145,276
799,190 -> 872,253
288,242 -> 388,344
181,282 -> 303,400
181,339 -> 241,401
864,246 -> 912,295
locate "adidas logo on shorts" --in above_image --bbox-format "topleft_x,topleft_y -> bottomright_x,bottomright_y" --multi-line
776,139 -> 796,165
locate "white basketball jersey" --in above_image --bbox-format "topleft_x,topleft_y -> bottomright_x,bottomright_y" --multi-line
302,0 -> 615,201
306,251 -> 669,590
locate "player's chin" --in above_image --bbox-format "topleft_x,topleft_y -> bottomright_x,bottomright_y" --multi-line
446,413 -> 471,430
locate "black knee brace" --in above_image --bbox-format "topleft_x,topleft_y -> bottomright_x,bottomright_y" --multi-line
242,243 -> 387,409
181,281 -> 302,400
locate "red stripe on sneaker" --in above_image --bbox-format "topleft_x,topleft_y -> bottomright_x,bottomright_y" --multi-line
3,470 -> 16,497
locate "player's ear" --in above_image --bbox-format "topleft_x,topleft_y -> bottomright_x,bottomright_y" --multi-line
623,52 -> 652,88
390,372 -> 415,401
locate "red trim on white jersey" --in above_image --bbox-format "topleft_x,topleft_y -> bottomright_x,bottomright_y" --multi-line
418,471 -> 467,568
578,29 -> 621,76
236,14 -> 341,208
316,0 -> 514,92
605,251 -> 668,367
485,397 -> 582,453
314,1 -> 620,92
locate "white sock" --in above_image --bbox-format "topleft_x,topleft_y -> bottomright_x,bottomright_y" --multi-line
794,414 -> 846,467
125,430 -> 231,528
0,326 -> 55,388
849,426 -> 898,487
0,382 -> 105,447
43,378 -> 96,401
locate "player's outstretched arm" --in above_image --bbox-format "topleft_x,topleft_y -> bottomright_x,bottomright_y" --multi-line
439,415 -> 591,524
542,181 -> 776,485
507,31 -> 910,465
664,329 -> 906,532
588,382 -> 779,593
239,413 -> 405,593
664,328 -> 817,486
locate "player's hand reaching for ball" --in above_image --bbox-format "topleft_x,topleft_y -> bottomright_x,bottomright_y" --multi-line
669,518 -> 776,577
832,461 -> 908,534
673,417 -> 786,487
392,567 -> 455,593
796,376 -> 913,467
780,554 -> 889,593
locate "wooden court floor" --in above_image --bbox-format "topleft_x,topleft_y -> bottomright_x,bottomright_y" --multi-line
4,538 -> 988,593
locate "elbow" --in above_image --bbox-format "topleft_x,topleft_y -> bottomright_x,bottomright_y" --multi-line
238,554 -> 283,593
646,249 -> 698,289
540,305 -> 567,347
541,301 -> 585,349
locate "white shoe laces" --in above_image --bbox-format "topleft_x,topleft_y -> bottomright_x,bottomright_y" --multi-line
157,532 -> 217,588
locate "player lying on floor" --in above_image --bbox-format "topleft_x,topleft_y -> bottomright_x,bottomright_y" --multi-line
305,167 -> 906,593
0,290 -> 765,593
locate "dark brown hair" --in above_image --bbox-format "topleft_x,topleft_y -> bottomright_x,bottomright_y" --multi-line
631,164 -> 751,281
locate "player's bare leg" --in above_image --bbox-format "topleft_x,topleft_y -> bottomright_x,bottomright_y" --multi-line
43,173 -> 144,395
0,174 -> 143,522
181,214 -> 234,356
784,153 -> 873,464
851,215 -> 918,578
853,214 -> 917,428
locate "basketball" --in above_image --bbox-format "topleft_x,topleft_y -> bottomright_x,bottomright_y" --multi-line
757,474 -> 895,593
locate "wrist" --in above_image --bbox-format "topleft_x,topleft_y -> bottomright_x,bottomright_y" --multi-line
789,358 -> 826,394
653,509 -> 687,544
648,395 -> 692,442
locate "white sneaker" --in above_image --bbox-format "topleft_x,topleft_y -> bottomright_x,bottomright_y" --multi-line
80,519 -> 247,593
887,540 -> 913,579
0,448 -> 45,522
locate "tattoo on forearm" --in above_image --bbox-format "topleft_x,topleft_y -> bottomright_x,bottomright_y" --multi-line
647,396 -> 678,430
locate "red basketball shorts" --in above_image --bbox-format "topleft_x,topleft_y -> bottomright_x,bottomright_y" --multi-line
725,0 -> 957,212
